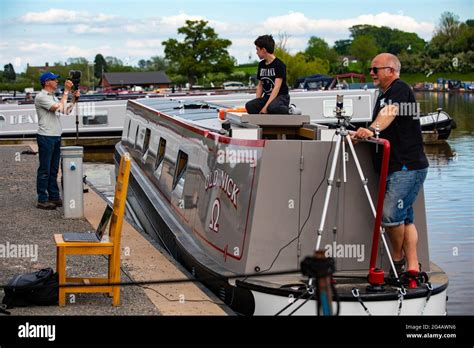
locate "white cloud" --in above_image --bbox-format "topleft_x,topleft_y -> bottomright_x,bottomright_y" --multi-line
19,8 -> 118,24
125,39 -> 165,49
159,13 -> 205,28
17,42 -> 111,59
258,11 -> 435,42
5,10 -> 439,70
0,39 -> 165,72
118,13 -> 230,35
18,43 -> 60,52
124,40 -> 165,57
71,25 -> 115,34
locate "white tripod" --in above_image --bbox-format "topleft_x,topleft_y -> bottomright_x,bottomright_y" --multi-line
314,95 -> 401,281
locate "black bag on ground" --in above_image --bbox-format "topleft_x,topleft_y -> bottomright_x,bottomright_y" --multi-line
2,268 -> 58,309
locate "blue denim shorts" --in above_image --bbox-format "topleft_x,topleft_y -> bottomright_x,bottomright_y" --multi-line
382,168 -> 428,227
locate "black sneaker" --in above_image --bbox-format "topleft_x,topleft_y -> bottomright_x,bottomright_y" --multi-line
389,257 -> 406,278
288,104 -> 302,115
48,199 -> 63,207
37,201 -> 56,210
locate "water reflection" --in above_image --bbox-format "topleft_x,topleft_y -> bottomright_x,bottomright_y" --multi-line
424,142 -> 455,166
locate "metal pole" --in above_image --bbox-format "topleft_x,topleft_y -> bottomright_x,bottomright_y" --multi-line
342,137 -> 347,183
75,103 -> 79,145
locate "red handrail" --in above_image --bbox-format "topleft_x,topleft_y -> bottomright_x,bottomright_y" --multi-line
363,137 -> 391,270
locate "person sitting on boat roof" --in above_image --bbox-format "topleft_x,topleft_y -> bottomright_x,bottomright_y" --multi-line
34,71 -> 80,210
245,35 -> 291,115
352,53 -> 429,283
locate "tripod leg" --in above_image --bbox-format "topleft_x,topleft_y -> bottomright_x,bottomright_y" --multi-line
315,135 -> 342,251
345,135 -> 399,279
342,137 -> 347,183
345,134 -> 375,215
380,227 -> 400,278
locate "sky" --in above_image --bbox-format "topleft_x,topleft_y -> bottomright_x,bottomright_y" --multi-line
0,0 -> 472,72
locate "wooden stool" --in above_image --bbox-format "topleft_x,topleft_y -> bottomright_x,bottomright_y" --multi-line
55,153 -> 131,306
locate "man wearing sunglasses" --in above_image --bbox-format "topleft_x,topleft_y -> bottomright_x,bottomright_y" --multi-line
34,72 -> 80,210
352,53 -> 428,283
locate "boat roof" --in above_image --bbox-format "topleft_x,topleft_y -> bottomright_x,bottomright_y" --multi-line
135,98 -> 231,132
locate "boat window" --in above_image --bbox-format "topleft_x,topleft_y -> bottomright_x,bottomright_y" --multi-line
154,138 -> 166,180
134,126 -> 140,148
155,138 -> 166,170
142,128 -> 151,154
0,115 -> 5,128
82,111 -> 108,126
172,150 -> 188,191
141,128 -> 151,163
126,119 -> 131,139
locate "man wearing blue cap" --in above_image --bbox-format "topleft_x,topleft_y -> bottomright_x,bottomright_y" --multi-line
35,72 -> 80,209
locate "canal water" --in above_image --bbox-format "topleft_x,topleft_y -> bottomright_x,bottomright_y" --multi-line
416,91 -> 474,315
84,91 -> 473,315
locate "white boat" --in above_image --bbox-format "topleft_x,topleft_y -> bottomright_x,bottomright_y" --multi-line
0,99 -> 127,139
0,90 -> 454,145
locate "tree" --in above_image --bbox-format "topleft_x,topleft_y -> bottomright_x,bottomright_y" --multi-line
275,48 -> 329,87
67,57 -> 88,65
350,36 -> 379,71
437,12 -> 461,39
137,56 -> 169,71
94,54 -> 107,78
429,12 -> 473,56
276,32 -> 291,50
137,59 -> 150,70
162,20 -> 235,84
348,24 -> 425,55
350,25 -> 392,52
304,36 -> 338,66
149,56 -> 169,71
3,63 -> 16,81
334,39 -> 352,55
105,56 -> 124,67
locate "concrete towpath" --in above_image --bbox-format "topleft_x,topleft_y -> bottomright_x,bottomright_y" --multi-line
0,144 -> 229,315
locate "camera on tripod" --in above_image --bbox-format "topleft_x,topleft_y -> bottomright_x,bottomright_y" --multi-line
69,70 -> 81,91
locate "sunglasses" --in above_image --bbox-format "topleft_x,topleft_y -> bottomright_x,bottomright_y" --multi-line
369,66 -> 393,74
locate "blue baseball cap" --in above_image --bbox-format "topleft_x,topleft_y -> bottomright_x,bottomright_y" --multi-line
40,71 -> 60,85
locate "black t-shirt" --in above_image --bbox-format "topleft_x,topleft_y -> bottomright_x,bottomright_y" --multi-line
372,79 -> 428,173
257,57 -> 289,97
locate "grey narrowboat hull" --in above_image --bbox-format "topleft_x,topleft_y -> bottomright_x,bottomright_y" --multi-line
115,97 -> 448,315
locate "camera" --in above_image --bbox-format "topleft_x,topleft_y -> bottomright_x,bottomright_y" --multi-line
69,70 -> 81,91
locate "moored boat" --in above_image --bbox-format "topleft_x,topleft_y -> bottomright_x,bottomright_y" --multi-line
419,109 -> 457,144
114,94 -> 448,315
1,90 -> 456,145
